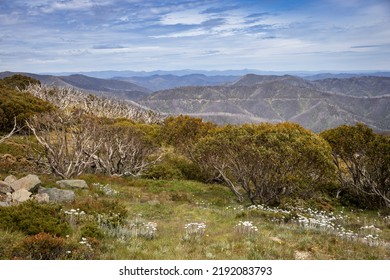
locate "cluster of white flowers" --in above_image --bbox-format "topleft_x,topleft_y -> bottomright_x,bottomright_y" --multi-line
360,225 -> 382,232
130,218 -> 158,240
235,221 -> 258,236
92,182 -> 119,196
363,234 -> 380,246
296,214 -> 336,231
100,213 -> 158,240
64,208 -> 86,216
63,208 -> 87,227
79,237 -> 93,251
247,204 -> 291,215
231,204 -> 386,247
195,200 -> 213,209
336,229 -> 359,241
184,222 -> 206,239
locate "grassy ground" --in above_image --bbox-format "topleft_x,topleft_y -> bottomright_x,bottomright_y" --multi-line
2,173 -> 388,260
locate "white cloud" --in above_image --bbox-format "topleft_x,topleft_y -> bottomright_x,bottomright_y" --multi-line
41,0 -> 112,13
160,9 -> 210,25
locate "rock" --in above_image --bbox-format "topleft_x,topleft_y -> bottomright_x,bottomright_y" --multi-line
0,201 -> 10,207
56,179 -> 88,189
0,181 -> 13,194
4,175 -> 17,184
10,174 -> 41,192
32,193 -> 50,203
38,187 -> 75,203
11,189 -> 32,203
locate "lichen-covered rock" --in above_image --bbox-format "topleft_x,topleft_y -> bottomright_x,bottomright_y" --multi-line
11,189 -> 32,202
0,181 -> 13,194
10,174 -> 41,192
56,179 -> 88,189
38,187 -> 75,203
32,193 -> 50,203
4,175 -> 17,184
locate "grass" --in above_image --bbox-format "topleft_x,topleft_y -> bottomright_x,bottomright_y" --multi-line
0,172 -> 389,260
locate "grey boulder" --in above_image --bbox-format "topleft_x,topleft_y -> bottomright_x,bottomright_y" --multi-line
38,187 -> 75,203
56,179 -> 88,189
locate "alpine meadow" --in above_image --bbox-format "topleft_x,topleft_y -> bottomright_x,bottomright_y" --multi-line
1,0 -> 390,262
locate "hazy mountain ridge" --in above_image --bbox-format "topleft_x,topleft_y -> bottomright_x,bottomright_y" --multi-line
0,72 -> 151,101
114,74 -> 239,91
140,74 -> 390,132
1,71 -> 389,132
311,76 -> 390,97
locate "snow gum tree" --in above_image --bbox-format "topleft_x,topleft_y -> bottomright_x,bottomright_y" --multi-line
194,122 -> 335,205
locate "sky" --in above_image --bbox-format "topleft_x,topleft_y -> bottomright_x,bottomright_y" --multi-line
0,0 -> 389,73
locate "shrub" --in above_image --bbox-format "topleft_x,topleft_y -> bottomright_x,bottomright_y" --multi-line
80,223 -> 105,239
194,122 -> 336,205
321,123 -> 390,209
143,152 -> 206,181
13,232 -> 68,260
0,201 -> 71,236
0,75 -> 53,132
12,233 -> 100,260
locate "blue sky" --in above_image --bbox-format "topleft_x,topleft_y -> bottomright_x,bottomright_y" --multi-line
0,0 -> 389,73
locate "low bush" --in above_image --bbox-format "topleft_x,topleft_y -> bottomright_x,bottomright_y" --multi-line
143,152 -> 205,181
0,201 -> 71,236
11,233 -> 101,260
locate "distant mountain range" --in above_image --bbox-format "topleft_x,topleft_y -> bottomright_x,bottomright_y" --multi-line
40,69 -> 390,79
114,74 -> 239,91
140,74 -> 390,132
0,71 -> 151,101
1,71 -> 389,132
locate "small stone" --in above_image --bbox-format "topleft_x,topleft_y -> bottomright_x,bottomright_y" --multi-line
32,193 -> 50,203
0,181 -> 13,194
56,179 -> 88,189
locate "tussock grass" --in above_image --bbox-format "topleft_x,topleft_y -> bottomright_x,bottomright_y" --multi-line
0,173 -> 389,259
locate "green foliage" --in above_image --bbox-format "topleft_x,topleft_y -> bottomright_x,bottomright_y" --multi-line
0,75 -> 53,131
80,222 -> 105,239
143,151 -> 205,181
1,74 -> 41,91
321,123 -> 390,209
72,197 -> 128,227
0,201 -> 71,236
194,122 -> 336,205
160,115 -> 216,156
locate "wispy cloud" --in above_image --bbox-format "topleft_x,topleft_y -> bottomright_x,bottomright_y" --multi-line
0,0 -> 389,72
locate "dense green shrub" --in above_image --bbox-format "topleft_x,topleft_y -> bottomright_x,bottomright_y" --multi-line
80,222 -> 105,239
194,122 -> 336,205
0,201 -> 71,236
1,74 -> 41,91
143,152 -> 205,181
0,75 -> 53,131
